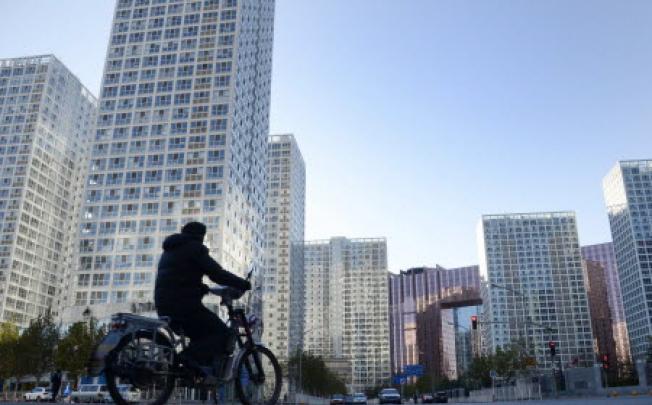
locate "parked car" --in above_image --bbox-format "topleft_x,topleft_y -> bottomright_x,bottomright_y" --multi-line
421,393 -> 435,403
70,384 -> 110,403
378,387 -> 402,404
434,391 -> 448,403
344,393 -> 367,404
23,387 -> 52,402
106,385 -> 141,402
330,394 -> 346,404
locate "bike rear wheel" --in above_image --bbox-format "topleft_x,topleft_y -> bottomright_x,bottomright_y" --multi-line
235,345 -> 282,405
105,331 -> 176,405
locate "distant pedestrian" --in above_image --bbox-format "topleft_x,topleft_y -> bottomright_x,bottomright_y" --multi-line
413,392 -> 418,403
63,383 -> 71,403
50,370 -> 62,402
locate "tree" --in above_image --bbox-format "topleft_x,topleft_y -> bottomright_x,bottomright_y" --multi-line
288,351 -> 347,396
493,343 -> 527,383
467,355 -> 493,388
466,342 -> 528,388
0,322 -> 19,396
15,311 -> 59,383
614,359 -> 638,386
55,317 -> 105,385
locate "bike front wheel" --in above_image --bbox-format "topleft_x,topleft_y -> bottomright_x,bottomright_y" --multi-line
234,345 -> 282,405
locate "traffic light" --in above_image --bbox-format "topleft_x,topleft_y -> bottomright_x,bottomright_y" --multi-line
471,315 -> 478,330
602,354 -> 609,370
548,341 -> 556,357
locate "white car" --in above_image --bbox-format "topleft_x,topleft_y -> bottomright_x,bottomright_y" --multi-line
24,387 -> 52,401
108,385 -> 141,402
70,384 -> 110,403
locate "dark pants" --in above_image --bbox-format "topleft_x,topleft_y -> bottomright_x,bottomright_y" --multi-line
158,304 -> 234,366
51,382 -> 60,402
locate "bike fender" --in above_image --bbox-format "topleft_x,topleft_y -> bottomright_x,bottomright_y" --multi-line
87,331 -> 123,376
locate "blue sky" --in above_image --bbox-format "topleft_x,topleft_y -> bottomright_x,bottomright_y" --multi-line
2,0 -> 651,271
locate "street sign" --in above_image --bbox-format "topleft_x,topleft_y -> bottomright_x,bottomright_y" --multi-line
489,370 -> 497,379
404,364 -> 424,377
392,374 -> 407,385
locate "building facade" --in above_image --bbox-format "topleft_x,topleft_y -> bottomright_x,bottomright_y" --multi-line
477,212 -> 594,369
388,265 -> 480,380
303,237 -> 390,392
453,305 -> 480,376
582,259 -> 617,371
262,134 -> 305,362
603,160 -> 652,360
0,55 -> 97,327
62,0 -> 275,322
581,242 -> 630,363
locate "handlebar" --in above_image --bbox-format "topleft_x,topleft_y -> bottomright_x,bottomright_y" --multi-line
209,286 -> 244,300
246,266 -> 255,281
207,266 -> 255,304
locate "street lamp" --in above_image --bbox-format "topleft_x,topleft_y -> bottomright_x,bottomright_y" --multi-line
296,326 -> 318,399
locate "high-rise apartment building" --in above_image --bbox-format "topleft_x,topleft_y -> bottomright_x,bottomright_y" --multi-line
262,134 -> 305,361
603,160 -> 652,360
388,265 -> 480,380
303,237 -> 390,392
0,55 -> 97,327
477,212 -> 594,369
581,242 -> 630,363
62,0 -> 275,322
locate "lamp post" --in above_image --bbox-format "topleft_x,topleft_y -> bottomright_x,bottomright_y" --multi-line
296,326 -> 318,400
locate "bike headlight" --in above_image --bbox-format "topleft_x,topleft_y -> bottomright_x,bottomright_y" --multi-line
247,314 -> 264,335
247,314 -> 258,328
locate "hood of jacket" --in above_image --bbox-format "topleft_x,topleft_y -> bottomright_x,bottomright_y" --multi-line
162,233 -> 199,251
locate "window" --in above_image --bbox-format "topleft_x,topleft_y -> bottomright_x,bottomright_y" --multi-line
111,291 -> 129,304
78,274 -> 90,287
207,166 -> 223,179
135,254 -> 153,268
92,274 -> 110,287
75,292 -> 88,306
134,272 -> 152,285
90,292 -> 108,305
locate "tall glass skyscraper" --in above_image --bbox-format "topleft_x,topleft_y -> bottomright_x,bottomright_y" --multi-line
304,237 -> 390,392
603,160 -> 652,360
0,55 -> 97,327
581,242 -> 630,364
263,134 -> 305,362
477,212 -> 594,369
63,0 -> 275,322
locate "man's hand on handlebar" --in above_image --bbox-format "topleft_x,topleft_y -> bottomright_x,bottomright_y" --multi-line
200,283 -> 210,296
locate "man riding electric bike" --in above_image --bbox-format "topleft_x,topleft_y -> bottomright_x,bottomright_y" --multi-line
154,221 -> 251,379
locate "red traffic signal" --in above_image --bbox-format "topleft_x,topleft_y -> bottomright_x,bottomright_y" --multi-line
471,315 -> 478,330
602,354 -> 609,369
548,341 -> 556,357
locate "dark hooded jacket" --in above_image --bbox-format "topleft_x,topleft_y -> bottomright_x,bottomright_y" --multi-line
155,233 -> 250,311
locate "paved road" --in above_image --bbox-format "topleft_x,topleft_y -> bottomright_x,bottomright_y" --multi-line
2,399 -> 652,405
488,398 -> 652,405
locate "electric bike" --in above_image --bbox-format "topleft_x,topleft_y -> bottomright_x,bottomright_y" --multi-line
88,274 -> 281,405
